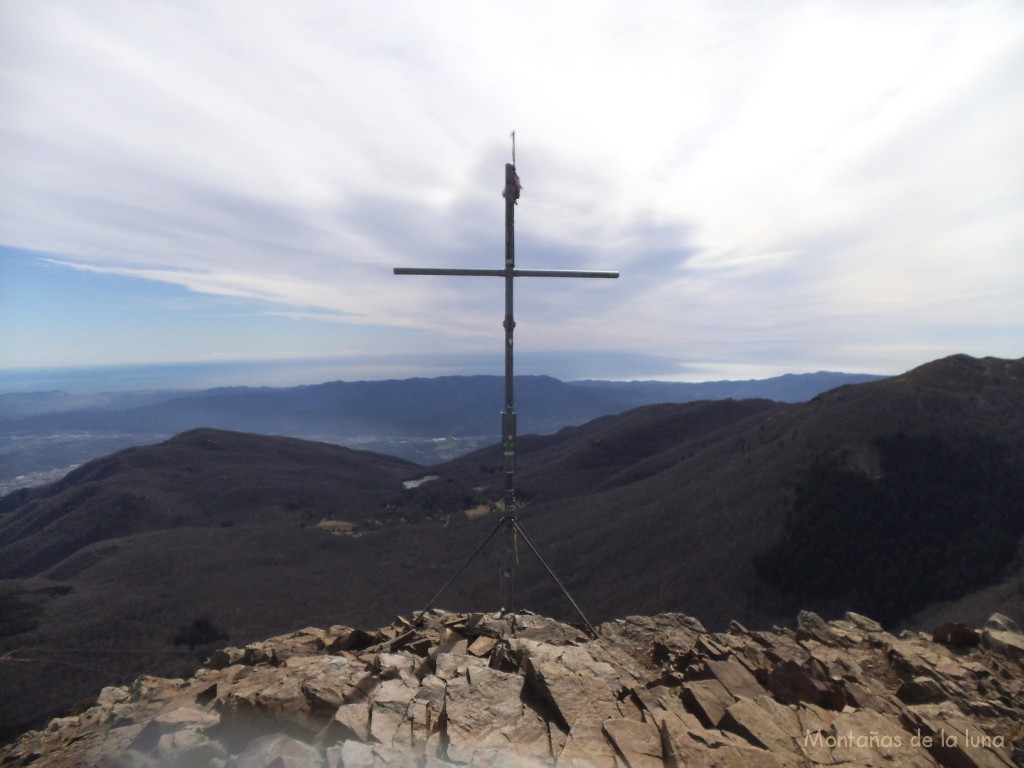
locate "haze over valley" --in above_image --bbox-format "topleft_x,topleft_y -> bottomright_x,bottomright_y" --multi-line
0,369 -> 881,495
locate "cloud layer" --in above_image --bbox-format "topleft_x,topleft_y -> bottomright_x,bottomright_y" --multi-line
2,1 -> 1022,380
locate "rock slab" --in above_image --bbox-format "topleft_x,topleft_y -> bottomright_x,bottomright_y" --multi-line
2,610 -> 1023,767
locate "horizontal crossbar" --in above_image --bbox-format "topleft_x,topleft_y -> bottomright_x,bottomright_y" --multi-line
394,267 -> 619,278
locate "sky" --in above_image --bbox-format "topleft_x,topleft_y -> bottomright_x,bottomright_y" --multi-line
1,0 -> 1022,389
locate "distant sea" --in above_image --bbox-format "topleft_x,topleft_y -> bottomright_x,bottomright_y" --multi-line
0,359 -> 372,394
0,353 -> 825,394
0,353 -> 518,394
1,349 -> 694,393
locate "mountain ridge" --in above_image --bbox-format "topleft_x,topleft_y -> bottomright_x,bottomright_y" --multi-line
0,353 -> 1021,744
0,370 -> 884,490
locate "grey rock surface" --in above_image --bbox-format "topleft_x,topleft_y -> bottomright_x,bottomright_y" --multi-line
2,610 -> 1022,767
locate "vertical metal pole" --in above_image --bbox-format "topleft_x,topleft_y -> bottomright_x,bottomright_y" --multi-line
501,162 -> 518,612
395,147 -> 614,626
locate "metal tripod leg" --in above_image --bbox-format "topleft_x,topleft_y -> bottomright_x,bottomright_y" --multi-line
413,516 -> 506,626
412,512 -> 597,637
512,518 -> 597,637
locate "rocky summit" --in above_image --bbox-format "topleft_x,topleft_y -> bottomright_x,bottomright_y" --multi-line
3,609 -> 1023,768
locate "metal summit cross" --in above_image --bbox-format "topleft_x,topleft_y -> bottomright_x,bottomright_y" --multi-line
394,135 -> 618,633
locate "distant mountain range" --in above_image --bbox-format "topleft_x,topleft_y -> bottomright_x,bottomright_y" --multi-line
0,370 -> 882,491
0,353 -> 1021,740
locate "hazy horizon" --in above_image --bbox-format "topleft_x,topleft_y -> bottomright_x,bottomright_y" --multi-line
0,354 -> 899,395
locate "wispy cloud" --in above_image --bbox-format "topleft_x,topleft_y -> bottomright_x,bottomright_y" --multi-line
1,0 -> 1021,379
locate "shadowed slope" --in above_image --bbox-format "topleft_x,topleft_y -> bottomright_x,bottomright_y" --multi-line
1,354 -> 1021,744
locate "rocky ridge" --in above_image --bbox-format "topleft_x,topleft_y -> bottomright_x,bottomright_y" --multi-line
2,609 -> 1023,767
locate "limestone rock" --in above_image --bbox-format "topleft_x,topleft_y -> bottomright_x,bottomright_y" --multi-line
368,677 -> 419,748
206,646 -> 246,669
235,733 -> 323,767
603,717 -> 663,767
516,639 -> 622,729
331,695 -> 372,742
705,656 -> 768,700
3,608 -> 1023,768
300,655 -> 367,711
96,686 -> 130,708
897,675 -> 949,704
765,657 -> 844,709
558,716 -> 619,767
796,610 -> 834,644
718,695 -> 802,758
442,665 -> 528,762
680,678 -> 734,728
844,611 -> 884,633
982,628 -> 1024,661
154,728 -> 227,766
985,613 -> 1021,633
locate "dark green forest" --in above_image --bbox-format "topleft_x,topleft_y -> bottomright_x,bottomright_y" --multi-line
757,432 -> 1024,625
